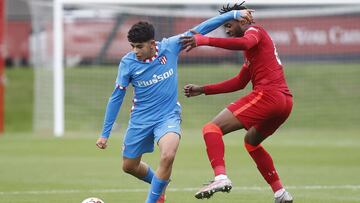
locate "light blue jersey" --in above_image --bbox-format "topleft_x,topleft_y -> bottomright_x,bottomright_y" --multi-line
100,10 -> 243,157
117,39 -> 182,125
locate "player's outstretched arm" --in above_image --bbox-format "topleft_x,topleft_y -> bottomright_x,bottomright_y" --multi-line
184,65 -> 250,96
97,87 -> 126,149
181,31 -> 259,52
191,9 -> 254,36
168,9 -> 254,54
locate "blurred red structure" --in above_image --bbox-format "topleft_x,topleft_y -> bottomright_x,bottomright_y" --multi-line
0,0 -> 5,133
5,15 -> 360,65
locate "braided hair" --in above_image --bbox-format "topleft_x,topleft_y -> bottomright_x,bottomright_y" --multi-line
219,1 -> 247,14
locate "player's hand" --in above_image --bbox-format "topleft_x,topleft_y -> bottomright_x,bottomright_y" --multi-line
96,137 -> 108,149
184,84 -> 204,97
180,30 -> 200,52
237,9 -> 255,24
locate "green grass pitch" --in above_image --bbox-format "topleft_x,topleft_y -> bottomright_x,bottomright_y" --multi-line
1,63 -> 360,202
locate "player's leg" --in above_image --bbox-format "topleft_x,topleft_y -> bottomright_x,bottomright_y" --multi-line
156,132 -> 180,180
201,90 -> 267,185
195,108 -> 243,199
122,124 -> 156,184
244,127 -> 282,192
206,108 -> 244,174
146,115 -> 181,203
244,127 -> 293,203
122,156 -> 154,184
243,92 -> 293,203
195,90 -> 267,199
146,132 -> 180,203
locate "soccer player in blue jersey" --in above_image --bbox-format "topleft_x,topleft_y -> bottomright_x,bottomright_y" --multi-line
95,10 -> 253,203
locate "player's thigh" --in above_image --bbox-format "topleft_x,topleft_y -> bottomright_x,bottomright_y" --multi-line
154,115 -> 181,158
211,108 -> 244,135
158,132 -> 180,159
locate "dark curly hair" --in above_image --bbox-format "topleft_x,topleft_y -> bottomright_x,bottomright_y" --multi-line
127,21 -> 155,43
219,1 -> 247,14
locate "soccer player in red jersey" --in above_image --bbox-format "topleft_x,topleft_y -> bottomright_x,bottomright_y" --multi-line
181,3 -> 293,203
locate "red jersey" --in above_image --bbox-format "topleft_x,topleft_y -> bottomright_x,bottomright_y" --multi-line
200,25 -> 292,96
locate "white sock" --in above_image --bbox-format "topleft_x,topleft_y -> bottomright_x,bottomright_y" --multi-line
274,188 -> 286,198
214,174 -> 228,181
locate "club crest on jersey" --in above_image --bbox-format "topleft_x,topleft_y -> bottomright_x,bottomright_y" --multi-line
159,55 -> 167,65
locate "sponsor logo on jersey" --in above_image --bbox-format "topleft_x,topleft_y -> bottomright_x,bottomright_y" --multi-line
136,68 -> 174,87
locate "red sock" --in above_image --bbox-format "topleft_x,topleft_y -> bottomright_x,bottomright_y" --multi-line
244,141 -> 283,192
202,123 -> 226,176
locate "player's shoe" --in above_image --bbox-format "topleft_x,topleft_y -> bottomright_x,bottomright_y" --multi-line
194,178 -> 232,199
156,194 -> 166,203
274,190 -> 293,203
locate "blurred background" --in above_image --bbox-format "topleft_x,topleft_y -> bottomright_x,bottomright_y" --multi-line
3,0 -> 360,134
1,0 -> 360,202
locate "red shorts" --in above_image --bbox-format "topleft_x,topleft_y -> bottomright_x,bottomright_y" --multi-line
227,89 -> 293,137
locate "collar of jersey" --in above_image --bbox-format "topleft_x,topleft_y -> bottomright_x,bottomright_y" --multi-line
143,46 -> 159,63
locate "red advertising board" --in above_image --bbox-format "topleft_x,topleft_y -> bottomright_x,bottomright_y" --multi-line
5,21 -> 30,60
5,15 -> 360,63
258,16 -> 360,55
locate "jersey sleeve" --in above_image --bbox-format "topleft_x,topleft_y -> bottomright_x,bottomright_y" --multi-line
101,59 -> 130,138
204,64 -> 250,95
166,10 -> 241,54
199,27 -> 262,50
115,60 -> 131,89
191,10 -> 241,35
100,87 -> 126,138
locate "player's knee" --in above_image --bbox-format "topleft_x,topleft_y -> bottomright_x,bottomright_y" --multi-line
244,127 -> 266,146
122,162 -> 137,174
160,150 -> 176,166
244,138 -> 262,152
202,122 -> 222,137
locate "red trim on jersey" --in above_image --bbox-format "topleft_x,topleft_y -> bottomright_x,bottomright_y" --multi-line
116,84 -> 127,90
143,46 -> 158,63
233,91 -> 263,116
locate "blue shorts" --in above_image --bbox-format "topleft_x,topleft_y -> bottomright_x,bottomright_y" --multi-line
122,114 -> 181,159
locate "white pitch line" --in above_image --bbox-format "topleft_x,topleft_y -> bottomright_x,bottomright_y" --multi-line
1,185 -> 360,196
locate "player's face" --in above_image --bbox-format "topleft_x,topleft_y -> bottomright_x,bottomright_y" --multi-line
130,40 -> 156,61
224,20 -> 246,37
